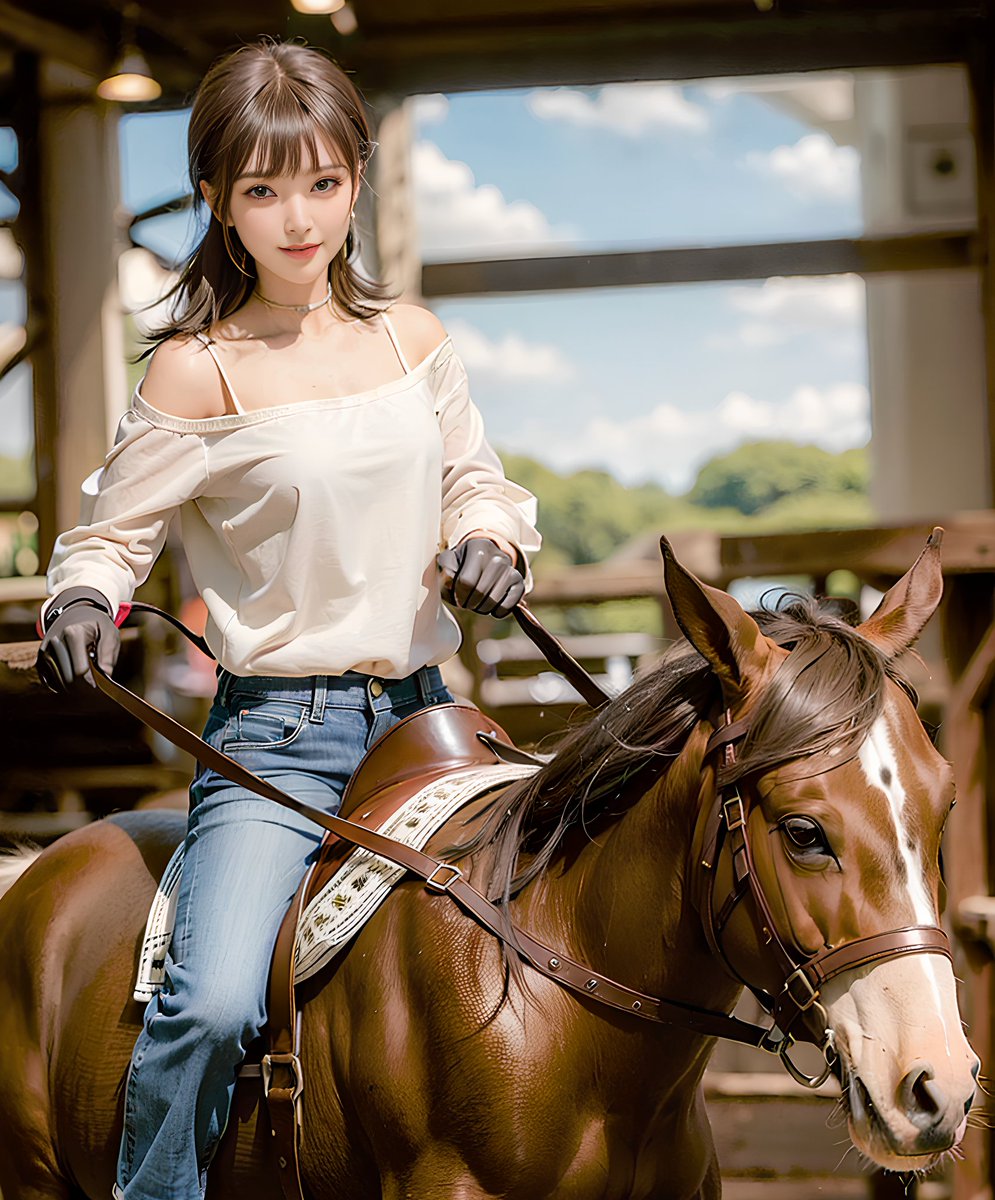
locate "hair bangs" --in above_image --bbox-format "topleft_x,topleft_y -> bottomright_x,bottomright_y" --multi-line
219,85 -> 357,212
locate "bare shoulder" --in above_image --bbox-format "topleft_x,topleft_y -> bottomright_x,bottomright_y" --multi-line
386,304 -> 449,368
140,334 -> 227,420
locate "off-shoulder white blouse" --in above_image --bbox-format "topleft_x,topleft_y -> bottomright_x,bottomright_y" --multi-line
45,333 -> 540,679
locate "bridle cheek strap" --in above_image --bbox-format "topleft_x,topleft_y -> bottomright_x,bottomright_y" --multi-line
698,711 -> 952,1064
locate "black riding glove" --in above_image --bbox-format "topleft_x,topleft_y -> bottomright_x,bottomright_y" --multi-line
437,537 -> 526,619
37,586 -> 120,692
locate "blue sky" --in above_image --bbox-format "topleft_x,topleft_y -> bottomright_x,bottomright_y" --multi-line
2,74 -> 870,492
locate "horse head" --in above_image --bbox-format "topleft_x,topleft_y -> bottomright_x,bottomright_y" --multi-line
662,530 -> 980,1173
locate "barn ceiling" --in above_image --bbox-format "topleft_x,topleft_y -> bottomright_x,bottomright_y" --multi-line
0,0 -> 989,108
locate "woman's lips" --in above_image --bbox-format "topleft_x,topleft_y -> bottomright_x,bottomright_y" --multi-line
279,244 -> 320,260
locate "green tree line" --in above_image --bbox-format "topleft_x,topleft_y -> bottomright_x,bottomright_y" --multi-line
501,440 -> 871,570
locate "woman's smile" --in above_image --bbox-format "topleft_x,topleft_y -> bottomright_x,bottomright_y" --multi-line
279,243 -> 321,261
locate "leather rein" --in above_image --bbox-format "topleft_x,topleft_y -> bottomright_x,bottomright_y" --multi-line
89,603 -> 950,1084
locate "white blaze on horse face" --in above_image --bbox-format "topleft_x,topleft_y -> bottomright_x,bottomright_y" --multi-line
856,713 -> 946,1023
857,713 -> 935,923
822,708 -> 978,1167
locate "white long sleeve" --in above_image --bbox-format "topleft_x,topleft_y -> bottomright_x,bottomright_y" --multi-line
433,350 -> 540,583
46,411 -> 209,616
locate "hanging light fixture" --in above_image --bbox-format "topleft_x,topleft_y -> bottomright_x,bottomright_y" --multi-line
97,5 -> 161,103
330,2 -> 358,34
290,0 -> 346,12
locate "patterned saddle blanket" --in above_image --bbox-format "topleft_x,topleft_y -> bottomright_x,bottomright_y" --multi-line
134,760 -> 537,1001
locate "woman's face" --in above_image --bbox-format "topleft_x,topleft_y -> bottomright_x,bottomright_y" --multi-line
210,133 -> 357,299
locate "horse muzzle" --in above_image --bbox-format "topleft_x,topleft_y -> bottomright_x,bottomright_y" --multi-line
825,952 -> 981,1170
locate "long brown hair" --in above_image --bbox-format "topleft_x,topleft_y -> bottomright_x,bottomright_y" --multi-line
144,39 -> 392,350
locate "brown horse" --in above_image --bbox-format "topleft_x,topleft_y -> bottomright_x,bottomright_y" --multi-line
0,536 -> 980,1200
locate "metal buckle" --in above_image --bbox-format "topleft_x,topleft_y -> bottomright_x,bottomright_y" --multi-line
782,967 -> 819,1013
426,863 -> 462,893
722,792 -> 746,832
261,1052 -> 304,1107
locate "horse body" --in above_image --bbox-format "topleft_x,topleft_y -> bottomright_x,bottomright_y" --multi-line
0,534 -> 981,1198
0,759 -> 727,1200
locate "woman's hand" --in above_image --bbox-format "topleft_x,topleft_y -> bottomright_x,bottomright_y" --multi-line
37,587 -> 121,691
437,537 -> 526,619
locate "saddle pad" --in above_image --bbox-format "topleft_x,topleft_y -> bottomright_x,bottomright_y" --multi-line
134,843 -> 185,1002
294,762 -> 536,982
133,762 -> 536,1001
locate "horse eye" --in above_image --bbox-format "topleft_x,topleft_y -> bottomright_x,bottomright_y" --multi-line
780,816 -> 830,855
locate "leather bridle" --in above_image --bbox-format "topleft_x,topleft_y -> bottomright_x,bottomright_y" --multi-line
79,603 -> 951,1088
694,710 -> 951,1087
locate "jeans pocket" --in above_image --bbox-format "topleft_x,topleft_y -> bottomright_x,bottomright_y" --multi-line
221,697 -> 309,752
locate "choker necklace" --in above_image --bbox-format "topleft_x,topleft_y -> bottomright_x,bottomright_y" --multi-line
255,283 -> 332,314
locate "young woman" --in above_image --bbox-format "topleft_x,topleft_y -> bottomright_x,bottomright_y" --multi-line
36,39 -> 539,1200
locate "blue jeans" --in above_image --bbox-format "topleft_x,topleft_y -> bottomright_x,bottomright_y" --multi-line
116,666 -> 452,1200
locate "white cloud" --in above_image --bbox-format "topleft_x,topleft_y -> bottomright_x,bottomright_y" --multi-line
745,132 -> 860,203
413,94 -> 449,126
412,140 -> 574,256
527,83 -> 709,137
517,382 -> 869,492
447,318 -> 575,385
708,275 -> 864,350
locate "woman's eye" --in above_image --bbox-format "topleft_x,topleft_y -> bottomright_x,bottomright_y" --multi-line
780,816 -> 831,856
248,185 -> 273,199
313,178 -> 339,193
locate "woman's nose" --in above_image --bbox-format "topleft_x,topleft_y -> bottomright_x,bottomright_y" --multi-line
284,196 -> 313,236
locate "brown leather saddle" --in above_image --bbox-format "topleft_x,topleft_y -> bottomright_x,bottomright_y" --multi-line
233,701 -> 530,1200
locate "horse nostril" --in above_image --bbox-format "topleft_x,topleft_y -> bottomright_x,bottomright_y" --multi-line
899,1061 -> 948,1129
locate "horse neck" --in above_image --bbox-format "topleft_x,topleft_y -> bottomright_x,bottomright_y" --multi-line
514,721 -> 738,1015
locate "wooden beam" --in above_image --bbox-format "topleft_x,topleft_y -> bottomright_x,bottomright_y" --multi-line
421,233 -> 978,299
718,516 -> 995,586
338,6 -> 980,95
0,2 -> 105,77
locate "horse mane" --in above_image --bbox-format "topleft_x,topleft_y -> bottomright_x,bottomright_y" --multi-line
448,593 -> 916,905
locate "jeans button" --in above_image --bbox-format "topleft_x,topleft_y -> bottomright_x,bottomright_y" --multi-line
369,680 -> 383,697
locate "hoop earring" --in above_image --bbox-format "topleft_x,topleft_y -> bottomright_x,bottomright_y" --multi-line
221,223 -> 253,278
341,212 -> 356,262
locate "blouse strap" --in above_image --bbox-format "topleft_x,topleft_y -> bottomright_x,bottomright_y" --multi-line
381,309 -> 412,375
193,332 -> 245,416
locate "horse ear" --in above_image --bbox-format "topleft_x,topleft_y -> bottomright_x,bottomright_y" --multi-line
660,535 -> 776,703
856,527 -> 944,658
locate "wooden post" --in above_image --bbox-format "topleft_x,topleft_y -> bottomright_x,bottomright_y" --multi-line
11,52 -> 58,565
943,577 -> 995,1200
370,94 -> 422,303
39,84 -> 127,539
968,13 -> 995,515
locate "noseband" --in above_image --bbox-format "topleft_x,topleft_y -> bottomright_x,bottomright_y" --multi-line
695,711 -> 951,1088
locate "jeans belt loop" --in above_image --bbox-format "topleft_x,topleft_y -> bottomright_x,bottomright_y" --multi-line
367,677 -> 391,714
309,675 -> 328,725
415,666 -> 432,707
